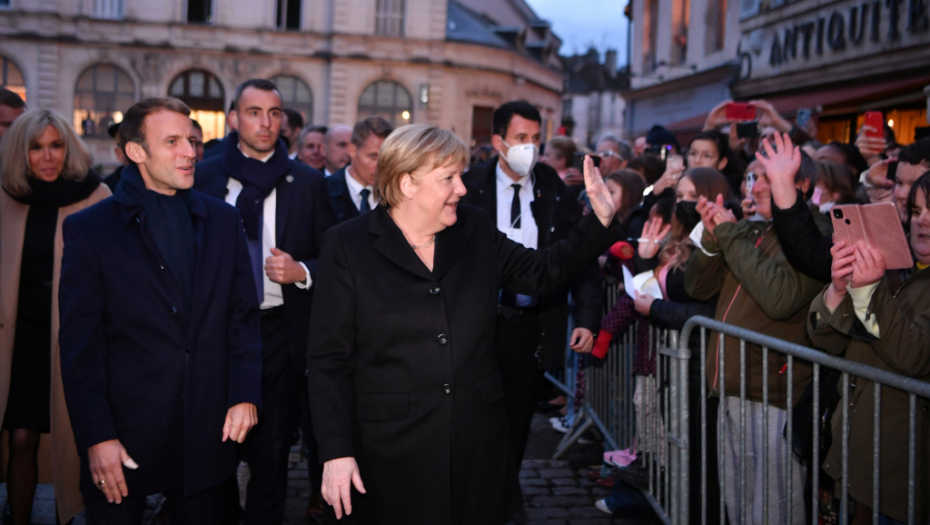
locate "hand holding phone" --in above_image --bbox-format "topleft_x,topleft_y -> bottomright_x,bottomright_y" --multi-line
573,152 -> 600,171
666,153 -> 684,173
726,103 -> 756,122
863,111 -> 884,140
830,203 -> 911,270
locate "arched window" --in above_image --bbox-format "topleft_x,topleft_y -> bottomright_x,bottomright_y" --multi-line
0,57 -> 26,104
357,80 -> 412,127
270,74 -> 313,124
168,69 -> 225,142
73,64 -> 135,137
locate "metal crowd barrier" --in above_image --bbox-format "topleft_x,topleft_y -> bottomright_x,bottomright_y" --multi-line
547,284 -> 930,525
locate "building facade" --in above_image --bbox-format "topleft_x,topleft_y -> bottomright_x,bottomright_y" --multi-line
625,0 -> 743,140
0,0 -> 563,169
561,48 -> 630,147
732,0 -> 930,144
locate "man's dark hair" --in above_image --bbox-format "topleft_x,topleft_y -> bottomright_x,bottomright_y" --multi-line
628,154 -> 666,185
826,141 -> 869,176
0,88 -> 25,110
351,117 -> 393,147
307,125 -> 327,135
283,108 -> 304,130
493,101 -> 541,138
117,97 -> 191,159
898,137 -> 930,166
232,79 -> 281,112
191,119 -> 202,132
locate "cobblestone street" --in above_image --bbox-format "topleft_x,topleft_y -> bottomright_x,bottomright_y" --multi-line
1,414 -> 658,524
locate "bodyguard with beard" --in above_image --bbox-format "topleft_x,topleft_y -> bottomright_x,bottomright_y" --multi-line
194,79 -> 336,524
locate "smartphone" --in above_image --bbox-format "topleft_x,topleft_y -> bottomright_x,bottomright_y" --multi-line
831,203 -> 912,269
666,154 -> 684,173
736,121 -> 760,139
796,108 -> 812,129
572,152 -> 601,171
645,144 -> 673,160
726,102 -> 755,122
887,160 -> 898,183
863,111 -> 884,139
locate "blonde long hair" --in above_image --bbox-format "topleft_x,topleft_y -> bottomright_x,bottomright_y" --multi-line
0,109 -> 91,197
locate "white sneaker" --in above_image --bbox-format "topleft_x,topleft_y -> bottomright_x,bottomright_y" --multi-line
595,499 -> 613,515
550,416 -> 572,434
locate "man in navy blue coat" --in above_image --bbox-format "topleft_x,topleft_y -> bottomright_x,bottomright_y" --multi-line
325,117 -> 393,224
194,79 -> 336,524
59,97 -> 262,523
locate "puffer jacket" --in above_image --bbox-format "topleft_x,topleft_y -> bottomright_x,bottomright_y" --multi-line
684,215 -> 831,406
808,269 -> 930,523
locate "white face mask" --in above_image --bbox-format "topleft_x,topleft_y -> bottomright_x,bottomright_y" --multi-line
502,141 -> 539,177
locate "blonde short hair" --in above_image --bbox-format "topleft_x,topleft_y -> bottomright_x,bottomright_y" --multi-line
0,109 -> 91,197
374,124 -> 468,208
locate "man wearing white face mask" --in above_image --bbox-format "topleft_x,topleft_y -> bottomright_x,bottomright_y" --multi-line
462,101 -> 603,475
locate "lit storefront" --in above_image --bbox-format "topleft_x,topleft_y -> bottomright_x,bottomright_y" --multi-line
733,0 -> 930,144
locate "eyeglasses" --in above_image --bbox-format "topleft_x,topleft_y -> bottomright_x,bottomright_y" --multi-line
595,150 -> 619,159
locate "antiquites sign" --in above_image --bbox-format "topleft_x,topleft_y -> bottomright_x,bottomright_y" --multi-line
744,0 -> 930,79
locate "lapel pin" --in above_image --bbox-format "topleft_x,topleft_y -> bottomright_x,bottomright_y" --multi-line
286,175 -> 294,183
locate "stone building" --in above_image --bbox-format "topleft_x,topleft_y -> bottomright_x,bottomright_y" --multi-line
624,0 -> 742,139
561,48 -> 630,147
0,0 -> 563,169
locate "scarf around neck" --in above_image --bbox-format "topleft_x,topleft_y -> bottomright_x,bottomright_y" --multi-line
5,170 -> 102,207
221,131 -> 290,240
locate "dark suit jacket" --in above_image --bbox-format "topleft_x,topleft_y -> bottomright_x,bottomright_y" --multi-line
306,204 -> 623,524
194,157 -> 336,370
461,157 -> 603,368
325,166 -> 361,224
59,190 -> 262,497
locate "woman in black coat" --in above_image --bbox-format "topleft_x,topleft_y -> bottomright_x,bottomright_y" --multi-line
306,125 -> 624,524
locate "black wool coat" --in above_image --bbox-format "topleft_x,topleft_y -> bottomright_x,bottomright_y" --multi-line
461,158 -> 603,369
325,166 -> 362,224
306,204 -> 623,525
194,157 -> 336,370
58,188 -> 262,497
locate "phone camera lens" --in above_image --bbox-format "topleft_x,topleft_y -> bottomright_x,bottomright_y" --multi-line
833,209 -> 843,219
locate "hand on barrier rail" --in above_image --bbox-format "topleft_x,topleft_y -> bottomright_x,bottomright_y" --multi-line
570,327 -> 595,353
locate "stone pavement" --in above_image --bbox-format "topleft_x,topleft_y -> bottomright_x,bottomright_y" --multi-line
0,414 -> 658,524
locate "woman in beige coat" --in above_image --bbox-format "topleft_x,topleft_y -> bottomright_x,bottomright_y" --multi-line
0,109 -> 110,525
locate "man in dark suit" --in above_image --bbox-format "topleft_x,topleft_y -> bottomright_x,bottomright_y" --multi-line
59,97 -> 262,523
325,117 -> 393,224
194,79 -> 336,525
461,101 -> 602,468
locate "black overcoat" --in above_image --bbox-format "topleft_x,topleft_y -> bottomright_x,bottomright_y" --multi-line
306,204 -> 623,524
325,166 -> 362,224
194,156 -> 336,369
58,185 -> 262,497
462,158 -> 603,368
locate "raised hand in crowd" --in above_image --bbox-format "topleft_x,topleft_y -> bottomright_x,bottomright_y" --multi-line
583,154 -> 617,226
696,193 -> 736,237
750,99 -> 792,134
856,125 -> 887,165
637,217 -> 671,259
703,99 -> 733,130
652,154 -> 685,195
864,157 -> 897,189
755,132 -> 801,209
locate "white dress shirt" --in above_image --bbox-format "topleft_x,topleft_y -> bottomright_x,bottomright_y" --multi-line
324,168 -> 333,178
495,162 -> 537,250
288,151 -> 298,160
345,167 -> 377,212
227,147 -> 311,310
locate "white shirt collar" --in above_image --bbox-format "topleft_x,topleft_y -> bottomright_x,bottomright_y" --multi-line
238,143 -> 275,163
495,160 -> 533,195
345,166 -> 373,194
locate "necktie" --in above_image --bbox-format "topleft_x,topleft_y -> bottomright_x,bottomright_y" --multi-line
510,183 -> 521,229
246,209 -> 265,304
359,188 -> 371,213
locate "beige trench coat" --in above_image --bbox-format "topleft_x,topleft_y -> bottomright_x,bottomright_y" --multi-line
0,183 -> 110,524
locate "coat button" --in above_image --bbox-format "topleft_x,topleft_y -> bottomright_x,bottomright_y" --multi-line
170,307 -> 178,316
437,334 -> 449,345
135,217 -> 141,224
550,226 -> 555,232
430,285 -> 441,296
160,265 -> 166,271
443,384 -> 452,394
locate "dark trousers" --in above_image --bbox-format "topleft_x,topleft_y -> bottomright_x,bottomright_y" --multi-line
494,311 -> 544,468
243,312 -> 319,525
84,479 -> 230,524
